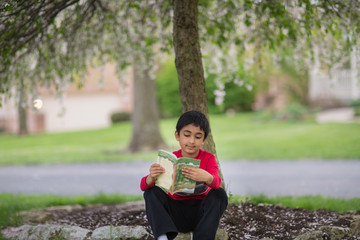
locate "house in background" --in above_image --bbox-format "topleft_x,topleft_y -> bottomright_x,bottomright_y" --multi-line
309,49 -> 360,108
253,48 -> 360,112
0,63 -> 133,134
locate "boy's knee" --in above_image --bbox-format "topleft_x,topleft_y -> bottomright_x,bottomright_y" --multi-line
143,186 -> 165,200
143,186 -> 156,198
212,188 -> 228,201
207,188 -> 228,210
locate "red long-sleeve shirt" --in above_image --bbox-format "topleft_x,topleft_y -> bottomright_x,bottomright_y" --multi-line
140,149 -> 221,200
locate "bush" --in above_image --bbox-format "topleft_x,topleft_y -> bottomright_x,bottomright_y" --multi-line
354,108 -> 360,117
203,73 -> 224,115
253,103 -> 311,122
350,99 -> 360,117
205,74 -> 255,114
274,102 -> 309,121
155,60 -> 256,117
350,99 -> 360,107
155,61 -> 225,117
223,81 -> 255,112
110,112 -> 131,124
155,60 -> 182,118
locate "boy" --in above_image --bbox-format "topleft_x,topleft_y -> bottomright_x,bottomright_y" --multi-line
140,110 -> 228,240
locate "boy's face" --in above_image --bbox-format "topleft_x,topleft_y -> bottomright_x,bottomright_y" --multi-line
175,124 -> 206,158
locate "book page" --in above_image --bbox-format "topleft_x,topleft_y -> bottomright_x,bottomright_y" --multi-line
156,152 -> 175,192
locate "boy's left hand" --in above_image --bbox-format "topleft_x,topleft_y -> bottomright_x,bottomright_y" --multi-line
182,166 -> 214,185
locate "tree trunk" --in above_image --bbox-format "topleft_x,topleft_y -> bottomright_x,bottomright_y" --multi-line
129,58 -> 166,152
18,83 -> 28,135
173,0 -> 225,188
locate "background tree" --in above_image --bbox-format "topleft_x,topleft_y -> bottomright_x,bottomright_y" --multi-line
0,1 -> 171,151
106,2 -> 173,152
1,0 -> 360,184
17,79 -> 28,135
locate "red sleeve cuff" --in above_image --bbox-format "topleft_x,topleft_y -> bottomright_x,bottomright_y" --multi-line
140,175 -> 155,191
206,175 -> 221,189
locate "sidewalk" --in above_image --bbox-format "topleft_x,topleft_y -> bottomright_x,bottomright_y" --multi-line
1,160 -> 359,199
316,107 -> 359,123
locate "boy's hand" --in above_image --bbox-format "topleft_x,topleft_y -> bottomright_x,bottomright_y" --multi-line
182,166 -> 214,185
146,163 -> 165,185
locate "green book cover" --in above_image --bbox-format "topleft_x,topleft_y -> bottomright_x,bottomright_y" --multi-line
156,150 -> 201,195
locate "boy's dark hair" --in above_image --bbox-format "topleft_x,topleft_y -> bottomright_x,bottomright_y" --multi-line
176,110 -> 210,140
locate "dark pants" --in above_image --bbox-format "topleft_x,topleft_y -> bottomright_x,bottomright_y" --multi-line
143,187 -> 228,240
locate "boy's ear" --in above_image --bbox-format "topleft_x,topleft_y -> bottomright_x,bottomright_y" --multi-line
175,130 -> 180,141
202,137 -> 207,145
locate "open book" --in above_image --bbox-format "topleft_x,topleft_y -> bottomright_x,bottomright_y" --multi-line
156,150 -> 209,196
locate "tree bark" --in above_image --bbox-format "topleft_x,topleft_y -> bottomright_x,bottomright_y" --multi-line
173,0 -> 225,187
129,58 -> 166,152
18,82 -> 28,135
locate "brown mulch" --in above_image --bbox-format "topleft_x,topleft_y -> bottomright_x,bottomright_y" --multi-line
45,201 -> 360,240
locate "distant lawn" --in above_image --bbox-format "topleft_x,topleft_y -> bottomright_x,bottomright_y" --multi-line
211,113 -> 360,160
0,112 -> 359,165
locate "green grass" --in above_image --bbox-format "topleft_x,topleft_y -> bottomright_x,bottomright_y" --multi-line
0,112 -> 360,165
0,193 -> 143,229
232,194 -> 360,213
211,113 -> 360,160
0,122 -> 160,165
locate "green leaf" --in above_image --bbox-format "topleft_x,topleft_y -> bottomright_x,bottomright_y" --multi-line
245,14 -> 251,27
5,5 -> 13,11
130,3 -> 140,10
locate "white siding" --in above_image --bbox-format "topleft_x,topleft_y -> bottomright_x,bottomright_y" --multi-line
42,93 -> 128,132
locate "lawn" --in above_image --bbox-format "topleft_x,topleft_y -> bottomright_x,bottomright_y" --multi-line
1,112 -> 360,165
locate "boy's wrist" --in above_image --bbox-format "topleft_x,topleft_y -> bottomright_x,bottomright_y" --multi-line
146,175 -> 155,185
206,175 -> 214,185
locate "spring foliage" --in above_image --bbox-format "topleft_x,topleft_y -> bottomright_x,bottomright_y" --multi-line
1,0 -> 359,107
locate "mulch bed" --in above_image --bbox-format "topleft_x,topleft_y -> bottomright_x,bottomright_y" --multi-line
45,201 -> 360,239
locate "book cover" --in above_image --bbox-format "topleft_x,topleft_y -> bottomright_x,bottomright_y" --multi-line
156,149 -> 202,195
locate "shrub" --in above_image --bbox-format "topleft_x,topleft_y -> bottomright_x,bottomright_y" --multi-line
206,75 -> 256,114
350,99 -> 360,117
274,102 -> 309,121
354,108 -> 360,117
155,60 -> 182,118
110,112 -> 131,124
223,81 -> 255,112
203,73 -> 224,115
155,60 -> 255,117
350,99 -> 360,107
155,60 -> 224,117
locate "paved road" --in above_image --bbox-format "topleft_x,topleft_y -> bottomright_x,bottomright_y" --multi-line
1,160 -> 359,199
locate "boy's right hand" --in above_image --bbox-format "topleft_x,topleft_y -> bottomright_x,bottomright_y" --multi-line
146,163 -> 165,185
